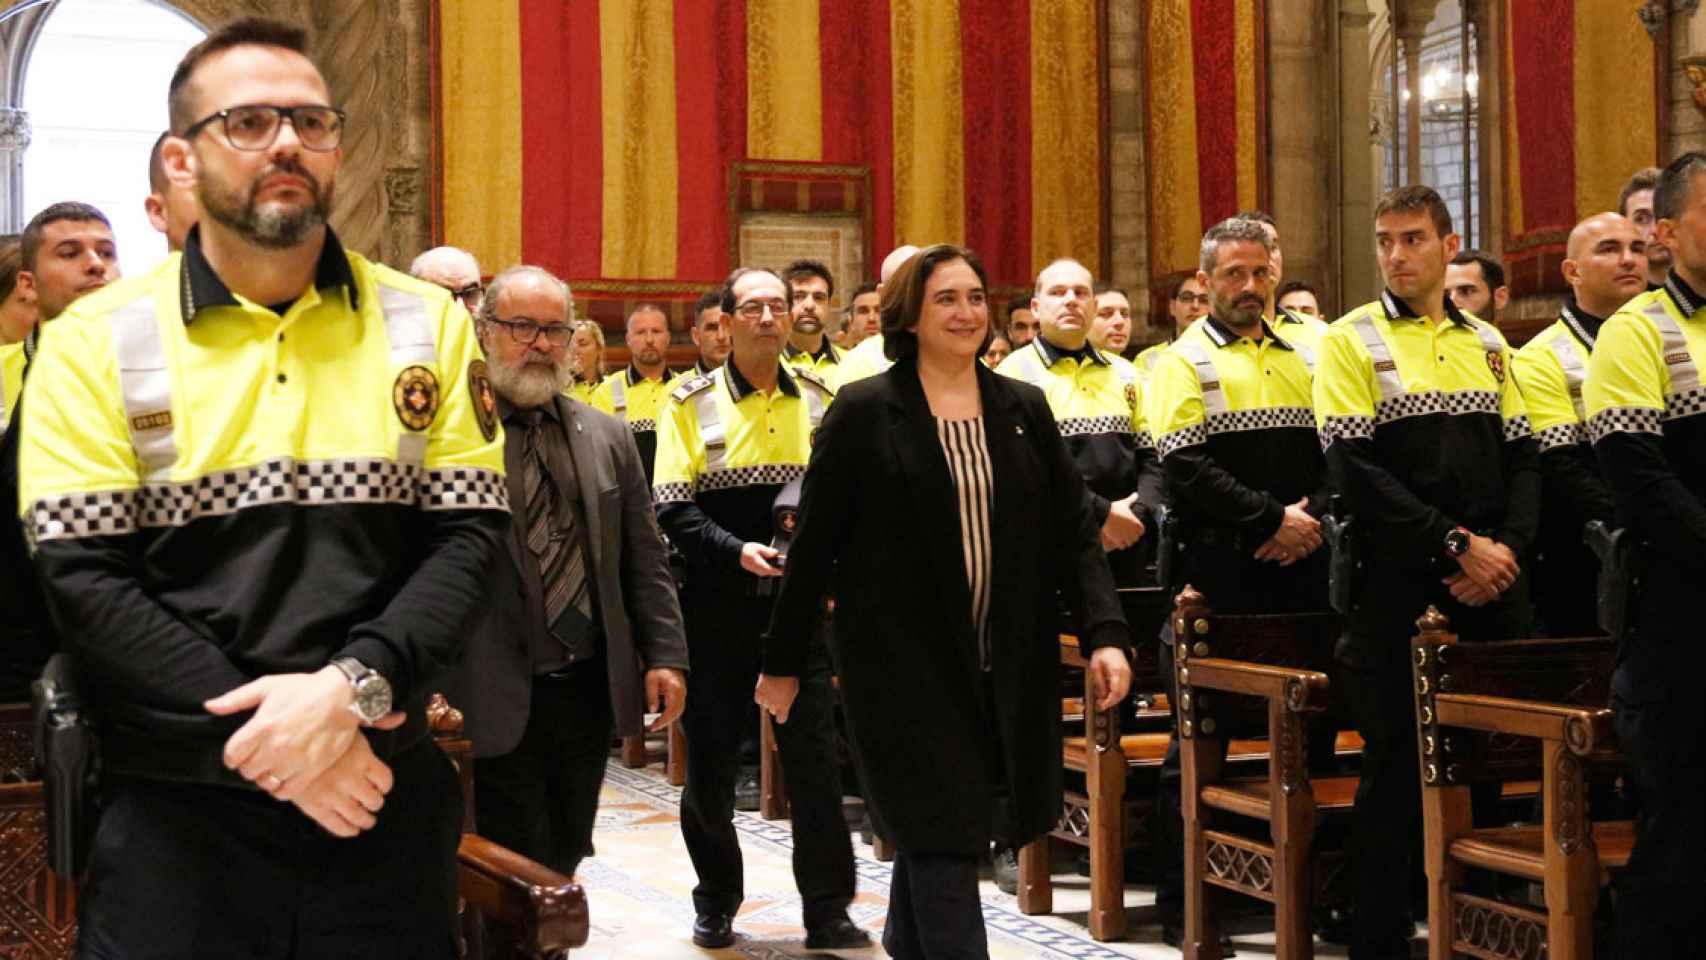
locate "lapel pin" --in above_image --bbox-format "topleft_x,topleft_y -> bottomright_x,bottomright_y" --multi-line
1015,424 -> 1024,435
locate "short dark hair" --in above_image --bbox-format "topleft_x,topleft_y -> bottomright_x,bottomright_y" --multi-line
0,236 -> 22,302
880,244 -> 991,362
782,259 -> 835,299
1276,279 -> 1317,301
1619,166 -> 1662,218
1374,185 -> 1453,240
1094,285 -> 1131,300
848,280 -> 878,302
693,290 -> 722,321
1006,294 -> 1031,316
1169,275 -> 1202,299
21,202 -> 112,272
148,131 -> 169,193
720,266 -> 793,315
1655,152 -> 1706,223
1451,250 -> 1507,291
1234,209 -> 1276,228
169,17 -> 313,134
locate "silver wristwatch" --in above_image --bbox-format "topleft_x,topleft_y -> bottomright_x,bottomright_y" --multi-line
331,657 -> 393,725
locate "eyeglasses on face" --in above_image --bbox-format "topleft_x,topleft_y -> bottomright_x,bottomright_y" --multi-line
1174,292 -> 1210,306
448,282 -> 483,307
734,298 -> 789,321
487,317 -> 573,347
183,104 -> 346,152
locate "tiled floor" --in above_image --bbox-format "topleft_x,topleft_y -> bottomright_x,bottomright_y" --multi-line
571,758 -> 1358,959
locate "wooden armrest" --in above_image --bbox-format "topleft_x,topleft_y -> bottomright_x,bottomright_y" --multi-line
1179,657 -> 1331,712
457,834 -> 589,953
1432,693 -> 1616,756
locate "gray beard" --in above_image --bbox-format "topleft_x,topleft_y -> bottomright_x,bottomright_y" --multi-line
488,356 -> 572,408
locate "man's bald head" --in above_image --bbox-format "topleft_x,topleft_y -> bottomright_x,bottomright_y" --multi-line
879,245 -> 921,287
409,246 -> 481,284
1563,212 -> 1648,318
1566,213 -> 1636,261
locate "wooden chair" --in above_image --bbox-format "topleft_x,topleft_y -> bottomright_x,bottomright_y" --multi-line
1170,586 -> 1353,960
1409,609 -> 1629,960
0,703 -> 75,959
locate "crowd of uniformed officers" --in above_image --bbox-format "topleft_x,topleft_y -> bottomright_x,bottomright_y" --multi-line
0,12 -> 1699,960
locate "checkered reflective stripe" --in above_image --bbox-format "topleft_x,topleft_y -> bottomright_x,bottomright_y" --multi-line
1134,429 -> 1155,451
697,463 -> 806,493
421,467 -> 508,511
1535,422 -> 1586,451
1203,405 -> 1315,438
1587,406 -> 1663,443
628,419 -> 657,434
1502,415 -> 1533,442
1157,423 -> 1209,459
1665,385 -> 1706,422
1373,389 -> 1500,426
31,491 -> 138,541
1058,415 -> 1132,438
1318,414 -> 1375,449
653,481 -> 694,505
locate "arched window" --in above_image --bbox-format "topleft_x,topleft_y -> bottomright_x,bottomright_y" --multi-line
1,0 -> 203,272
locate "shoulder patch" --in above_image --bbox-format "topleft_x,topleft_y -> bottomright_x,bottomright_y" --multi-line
670,374 -> 713,404
795,368 -> 835,396
468,359 -> 498,441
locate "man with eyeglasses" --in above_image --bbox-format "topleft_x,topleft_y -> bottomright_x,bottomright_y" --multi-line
16,18 -> 508,955
409,245 -> 484,315
653,266 -> 866,951
592,303 -> 673,483
444,265 -> 687,881
1134,274 -> 1211,383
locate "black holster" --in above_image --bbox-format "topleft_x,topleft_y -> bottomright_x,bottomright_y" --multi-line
1322,496 -> 1357,615
1156,506 -> 1188,593
1584,520 -> 1636,642
31,653 -> 97,877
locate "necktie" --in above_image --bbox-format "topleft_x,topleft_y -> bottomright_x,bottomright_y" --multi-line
522,414 -> 590,642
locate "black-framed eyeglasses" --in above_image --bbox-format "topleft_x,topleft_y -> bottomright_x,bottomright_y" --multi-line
182,104 -> 346,152
448,282 -> 483,308
734,298 -> 789,321
487,317 -> 573,347
1174,292 -> 1210,306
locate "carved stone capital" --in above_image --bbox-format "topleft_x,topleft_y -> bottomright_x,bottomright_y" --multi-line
1681,55 -> 1706,120
0,107 -> 31,154
385,166 -> 421,216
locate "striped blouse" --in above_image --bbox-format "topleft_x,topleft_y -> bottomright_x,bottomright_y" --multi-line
936,416 -> 995,670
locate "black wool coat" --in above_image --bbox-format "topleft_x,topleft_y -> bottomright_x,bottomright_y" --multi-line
763,358 -> 1129,856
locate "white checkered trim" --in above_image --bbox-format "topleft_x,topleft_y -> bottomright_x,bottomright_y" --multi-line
1373,389 -> 1500,426
698,463 -> 806,493
1318,415 -> 1375,449
30,491 -> 138,541
1134,430 -> 1155,451
1535,422 -> 1586,451
1205,406 -> 1315,436
1665,386 -> 1706,422
628,419 -> 657,434
654,481 -> 694,505
1058,415 -> 1132,438
420,467 -> 508,511
1158,423 -> 1208,458
1503,415 -> 1533,443
1587,406 -> 1663,444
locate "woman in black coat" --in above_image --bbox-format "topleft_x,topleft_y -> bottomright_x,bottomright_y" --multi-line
756,245 -> 1132,959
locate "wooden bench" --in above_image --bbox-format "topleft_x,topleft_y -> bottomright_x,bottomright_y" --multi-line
0,697 -> 590,960
1171,586 -> 1351,960
1409,609 -> 1626,960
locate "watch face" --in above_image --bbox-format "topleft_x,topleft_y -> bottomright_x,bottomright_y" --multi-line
353,675 -> 393,721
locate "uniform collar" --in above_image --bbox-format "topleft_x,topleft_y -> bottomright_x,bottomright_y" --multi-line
178,223 -> 359,324
1201,312 -> 1295,351
1379,287 -> 1472,327
723,355 -> 800,402
1034,332 -> 1109,368
784,339 -> 840,364
694,359 -> 715,377
627,363 -> 668,386
1664,270 -> 1705,317
1558,293 -> 1605,350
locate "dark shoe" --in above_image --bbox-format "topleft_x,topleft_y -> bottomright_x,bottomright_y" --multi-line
1161,922 -> 1236,955
733,769 -> 760,812
804,914 -> 871,950
692,912 -> 735,948
992,846 -> 1019,895
1315,904 -> 1354,945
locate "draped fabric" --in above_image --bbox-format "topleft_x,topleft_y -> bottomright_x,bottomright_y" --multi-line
432,0 -> 1104,296
1503,0 -> 1659,296
1142,0 -> 1266,307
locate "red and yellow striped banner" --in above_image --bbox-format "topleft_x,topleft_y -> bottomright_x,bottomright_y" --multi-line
1144,0 -> 1266,298
1503,0 -> 1659,295
433,0 -> 1103,296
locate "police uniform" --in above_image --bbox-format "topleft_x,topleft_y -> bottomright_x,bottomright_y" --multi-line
1582,274 -> 1706,957
1512,295 -> 1615,636
836,330 -> 893,384
0,339 -> 24,430
564,374 -> 600,406
590,365 -> 671,482
1313,289 -> 1538,956
0,333 -> 47,701
783,339 -> 844,389
17,227 -> 508,956
1272,305 -> 1329,360
1145,313 -> 1332,924
665,360 -> 719,395
995,335 -> 1162,585
651,360 -> 857,930
1133,339 -> 1170,384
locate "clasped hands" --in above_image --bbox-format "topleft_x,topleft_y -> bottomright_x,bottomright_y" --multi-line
1442,533 -> 1520,608
204,666 -> 401,839
1254,498 -> 1322,566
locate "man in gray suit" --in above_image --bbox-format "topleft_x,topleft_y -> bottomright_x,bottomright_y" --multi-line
445,265 -> 688,877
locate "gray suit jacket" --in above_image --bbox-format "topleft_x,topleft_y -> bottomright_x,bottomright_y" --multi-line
444,394 -> 688,757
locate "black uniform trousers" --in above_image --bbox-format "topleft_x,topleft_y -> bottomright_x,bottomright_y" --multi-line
1341,572 -> 1531,960
882,851 -> 987,960
473,657 -> 614,878
1612,679 -> 1705,957
678,587 -> 855,925
75,736 -> 463,960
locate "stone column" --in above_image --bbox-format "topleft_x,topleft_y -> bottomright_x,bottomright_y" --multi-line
1669,0 -> 1706,156
1269,0 -> 1335,311
1335,0 -> 1379,309
1105,0 -> 1150,336
1393,1 -> 1440,185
